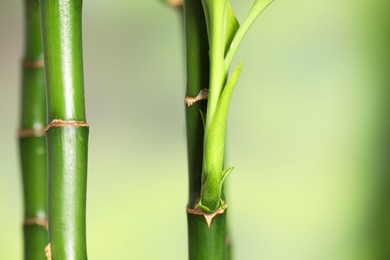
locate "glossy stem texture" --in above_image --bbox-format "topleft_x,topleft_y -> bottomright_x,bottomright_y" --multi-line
187,212 -> 227,260
19,0 -> 48,259
40,0 -> 89,259
184,0 -> 228,259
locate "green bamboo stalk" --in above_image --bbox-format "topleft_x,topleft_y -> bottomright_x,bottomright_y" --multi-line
183,1 -> 230,259
183,0 -> 273,259
40,0 -> 89,259
19,0 -> 48,259
160,0 -> 231,257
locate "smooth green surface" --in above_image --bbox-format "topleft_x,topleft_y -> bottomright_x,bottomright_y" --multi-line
1,0 -> 390,259
23,225 -> 48,260
40,0 -> 86,122
19,137 -> 47,219
20,67 -> 46,129
183,0 -> 209,210
47,127 -> 89,259
201,0 -> 227,128
40,0 -> 88,259
19,0 -> 48,259
187,213 -> 227,260
23,0 -> 44,61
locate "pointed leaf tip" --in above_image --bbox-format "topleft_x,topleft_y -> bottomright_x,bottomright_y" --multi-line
221,167 -> 234,184
224,1 -> 240,56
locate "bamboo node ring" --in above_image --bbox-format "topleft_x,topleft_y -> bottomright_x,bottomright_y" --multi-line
22,59 -> 44,68
18,128 -> 46,138
24,217 -> 48,229
45,119 -> 89,132
168,0 -> 183,8
185,88 -> 209,107
187,202 -> 227,229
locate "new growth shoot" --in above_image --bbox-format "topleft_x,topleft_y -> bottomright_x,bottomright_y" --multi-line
189,0 -> 274,215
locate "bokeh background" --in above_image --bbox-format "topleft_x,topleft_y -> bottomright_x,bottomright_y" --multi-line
0,0 -> 389,259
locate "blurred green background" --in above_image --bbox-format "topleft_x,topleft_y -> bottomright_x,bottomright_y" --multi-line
0,0 -> 389,259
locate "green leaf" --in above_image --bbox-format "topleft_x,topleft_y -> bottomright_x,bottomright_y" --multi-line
204,60 -> 243,178
247,0 -> 275,27
223,1 -> 240,56
220,167 -> 234,189
225,0 -> 274,69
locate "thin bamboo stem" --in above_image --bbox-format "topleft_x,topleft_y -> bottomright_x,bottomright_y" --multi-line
40,0 -> 89,258
183,0 -> 208,210
19,1 -> 48,259
183,0 -> 229,259
187,212 -> 227,259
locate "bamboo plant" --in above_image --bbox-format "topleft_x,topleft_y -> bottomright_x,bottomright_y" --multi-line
19,0 -> 48,259
181,0 -> 274,259
40,0 -> 89,259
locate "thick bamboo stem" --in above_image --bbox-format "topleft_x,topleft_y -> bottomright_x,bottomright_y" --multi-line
19,0 -> 48,259
40,0 -> 89,259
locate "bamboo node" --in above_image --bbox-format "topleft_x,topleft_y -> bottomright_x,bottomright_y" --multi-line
168,0 -> 183,8
24,217 -> 48,229
45,119 -> 89,132
187,202 -> 227,229
22,59 -> 44,68
45,243 -> 52,260
185,88 -> 209,107
18,128 -> 46,138
226,235 -> 232,246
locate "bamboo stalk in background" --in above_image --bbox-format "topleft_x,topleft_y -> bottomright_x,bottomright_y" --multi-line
19,0 -> 48,259
40,0 -> 89,259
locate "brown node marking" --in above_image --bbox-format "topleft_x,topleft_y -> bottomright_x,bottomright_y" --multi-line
45,119 -> 89,132
187,204 -> 226,229
226,235 -> 232,246
22,59 -> 44,68
18,128 -> 46,138
185,88 -> 209,107
24,217 -> 48,229
45,243 -> 52,260
168,0 -> 183,8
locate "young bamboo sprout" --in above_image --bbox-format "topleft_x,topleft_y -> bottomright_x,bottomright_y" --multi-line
182,1 -> 225,259
40,0 -> 89,259
19,0 -> 48,259
198,0 -> 274,215
183,0 -> 274,259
